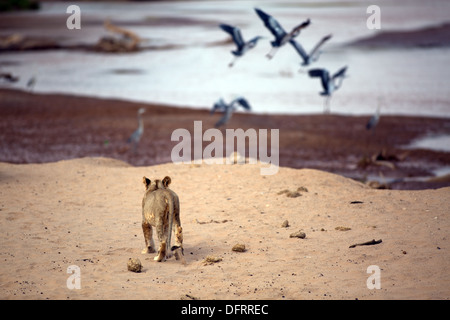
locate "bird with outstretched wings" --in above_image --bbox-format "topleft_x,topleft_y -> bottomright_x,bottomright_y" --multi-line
308,66 -> 348,113
219,24 -> 263,67
291,34 -> 332,66
211,97 -> 251,128
255,8 -> 310,59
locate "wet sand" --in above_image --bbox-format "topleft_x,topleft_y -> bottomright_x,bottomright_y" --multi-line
1,88 -> 449,190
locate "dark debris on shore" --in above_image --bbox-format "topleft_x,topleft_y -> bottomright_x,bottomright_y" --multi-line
0,88 -> 449,190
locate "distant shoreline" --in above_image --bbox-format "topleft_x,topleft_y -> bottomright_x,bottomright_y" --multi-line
346,21 -> 450,48
1,88 -> 449,190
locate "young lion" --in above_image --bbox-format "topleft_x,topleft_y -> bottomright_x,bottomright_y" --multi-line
141,176 -> 183,262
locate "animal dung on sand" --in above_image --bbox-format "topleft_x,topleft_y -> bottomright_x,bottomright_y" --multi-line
335,226 -> 352,231
232,243 -> 246,252
290,231 -> 306,239
203,255 -> 223,265
127,258 -> 142,273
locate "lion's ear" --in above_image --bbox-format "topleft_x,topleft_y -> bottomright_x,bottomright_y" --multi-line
162,176 -> 171,188
143,177 -> 151,189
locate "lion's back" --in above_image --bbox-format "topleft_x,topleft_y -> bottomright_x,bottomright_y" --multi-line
142,190 -> 167,224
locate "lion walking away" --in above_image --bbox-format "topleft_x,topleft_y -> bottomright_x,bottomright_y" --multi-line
141,176 -> 183,262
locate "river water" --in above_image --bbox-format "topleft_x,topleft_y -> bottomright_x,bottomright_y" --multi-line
1,0 -> 450,118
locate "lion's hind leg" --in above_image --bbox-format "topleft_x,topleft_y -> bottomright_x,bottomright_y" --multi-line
154,221 -> 172,261
175,225 -> 183,247
170,225 -> 184,262
154,241 -> 166,262
141,222 -> 156,254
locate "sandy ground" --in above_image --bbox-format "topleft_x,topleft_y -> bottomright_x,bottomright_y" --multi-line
0,157 -> 448,300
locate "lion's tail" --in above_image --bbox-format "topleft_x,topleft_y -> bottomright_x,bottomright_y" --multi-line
166,194 -> 174,255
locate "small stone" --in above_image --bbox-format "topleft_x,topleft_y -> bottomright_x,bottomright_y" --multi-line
290,231 -> 306,239
232,243 -> 246,252
127,258 -> 142,273
281,220 -> 289,228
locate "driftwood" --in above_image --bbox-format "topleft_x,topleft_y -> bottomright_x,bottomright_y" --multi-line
95,20 -> 141,52
104,20 -> 141,45
0,34 -> 59,51
196,219 -> 231,224
358,149 -> 409,171
349,239 -> 382,248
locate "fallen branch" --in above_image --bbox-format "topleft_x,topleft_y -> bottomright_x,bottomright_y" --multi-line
95,19 -> 141,52
104,19 -> 141,45
349,239 -> 382,248
196,219 -> 231,224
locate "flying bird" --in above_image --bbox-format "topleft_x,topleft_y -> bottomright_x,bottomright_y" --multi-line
219,24 -> 263,67
210,98 -> 228,114
211,97 -> 251,128
291,34 -> 332,68
308,66 -> 348,113
127,107 -> 146,153
255,8 -> 310,59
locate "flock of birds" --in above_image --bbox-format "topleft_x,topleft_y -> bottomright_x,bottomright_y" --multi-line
210,7 -> 349,127
127,7 -> 380,150
0,8 -> 379,152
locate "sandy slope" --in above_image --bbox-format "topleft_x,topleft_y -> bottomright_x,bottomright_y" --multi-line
0,157 -> 448,300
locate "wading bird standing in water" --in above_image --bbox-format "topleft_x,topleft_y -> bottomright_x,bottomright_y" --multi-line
219,24 -> 263,67
127,107 -> 146,153
27,76 -> 36,91
366,99 -> 382,131
292,33 -> 332,68
254,7 -> 310,59
211,97 -> 251,128
308,66 -> 348,113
